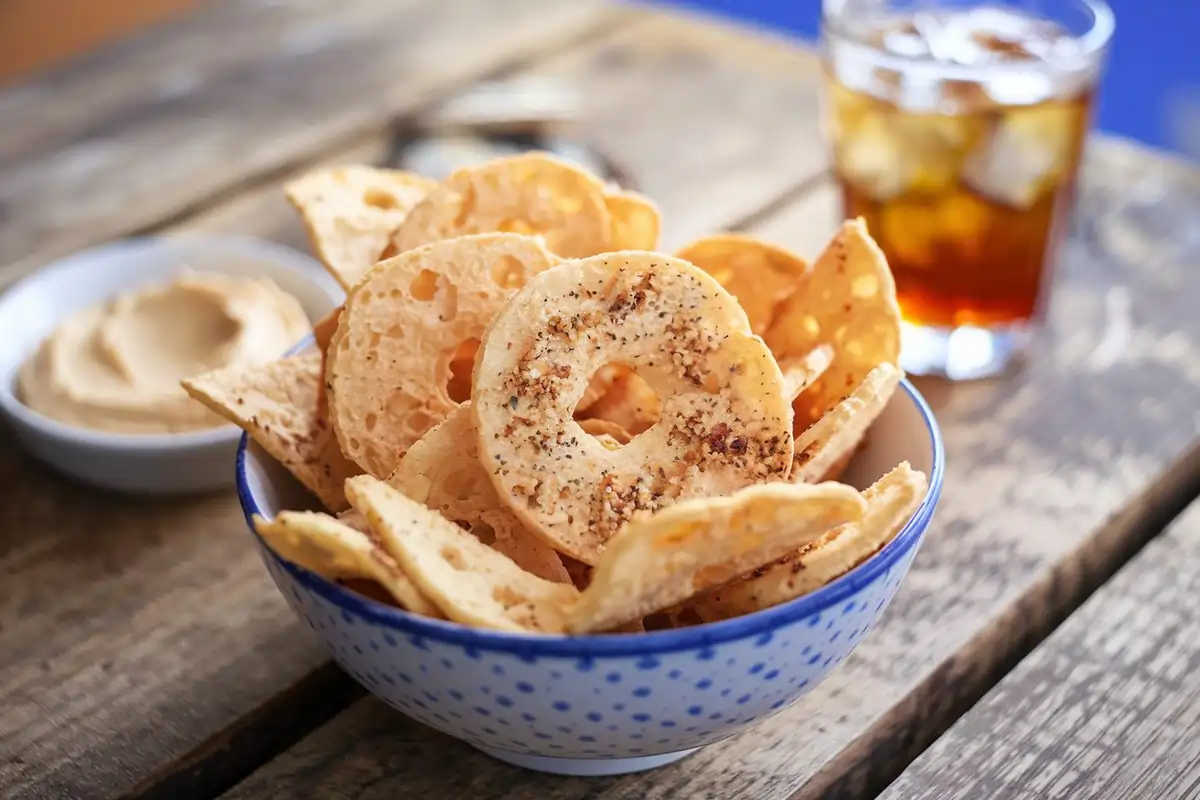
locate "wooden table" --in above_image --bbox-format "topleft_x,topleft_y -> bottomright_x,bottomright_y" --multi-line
2,2 -> 1198,798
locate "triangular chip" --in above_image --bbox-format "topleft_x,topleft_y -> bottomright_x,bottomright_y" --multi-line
326,233 -> 559,478
285,165 -> 437,290
781,344 -> 834,403
606,190 -> 661,251
677,234 -> 808,336
254,510 -> 440,616
182,352 -> 360,511
565,481 -> 865,633
345,476 -> 579,633
694,462 -> 927,622
389,152 -> 612,259
792,363 -> 900,483
765,219 -> 901,430
387,403 -> 570,584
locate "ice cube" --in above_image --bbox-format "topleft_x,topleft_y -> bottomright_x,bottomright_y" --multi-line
962,106 -> 1076,209
837,111 -> 972,201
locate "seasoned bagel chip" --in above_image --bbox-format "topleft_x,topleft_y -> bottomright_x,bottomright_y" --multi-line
792,363 -> 900,483
472,252 -> 794,565
765,219 -> 901,430
326,233 -> 559,478
254,510 -> 440,616
676,234 -> 809,336
285,165 -> 436,289
388,403 -> 570,584
694,462 -> 927,621
182,352 -> 360,511
345,476 -> 580,633
566,481 -> 865,633
390,152 -> 612,259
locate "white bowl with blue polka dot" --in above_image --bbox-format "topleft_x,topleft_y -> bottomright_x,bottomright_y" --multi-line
237,375 -> 943,776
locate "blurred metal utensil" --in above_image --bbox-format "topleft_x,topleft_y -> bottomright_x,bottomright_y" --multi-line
386,78 -> 633,188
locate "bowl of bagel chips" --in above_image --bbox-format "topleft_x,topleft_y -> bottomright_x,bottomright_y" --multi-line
184,152 -> 944,776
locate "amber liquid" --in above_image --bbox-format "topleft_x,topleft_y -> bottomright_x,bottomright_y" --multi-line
828,81 -> 1093,329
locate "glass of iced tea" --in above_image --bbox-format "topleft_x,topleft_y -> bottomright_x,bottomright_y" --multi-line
821,0 -> 1114,379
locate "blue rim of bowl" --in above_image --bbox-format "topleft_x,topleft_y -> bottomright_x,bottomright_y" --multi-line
238,375 -> 944,656
0,234 -> 340,451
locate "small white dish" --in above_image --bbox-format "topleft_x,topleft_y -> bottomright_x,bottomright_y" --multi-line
0,235 -> 342,495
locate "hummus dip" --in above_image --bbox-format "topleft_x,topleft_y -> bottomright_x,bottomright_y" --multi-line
18,270 -> 310,434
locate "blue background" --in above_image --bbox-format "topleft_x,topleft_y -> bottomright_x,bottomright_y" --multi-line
657,0 -> 1199,155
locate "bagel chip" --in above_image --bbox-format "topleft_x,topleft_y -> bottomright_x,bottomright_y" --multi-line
765,219 -> 901,430
254,510 -> 440,616
694,462 -> 927,622
473,252 -> 794,565
577,417 -> 633,446
326,233 -> 559,478
388,403 -> 570,584
390,152 -> 612,259
792,363 -> 900,483
182,352 -> 360,511
781,344 -> 834,403
345,476 -> 579,633
606,191 -> 661,251
566,481 -> 866,633
676,234 -> 808,336
285,165 -> 437,289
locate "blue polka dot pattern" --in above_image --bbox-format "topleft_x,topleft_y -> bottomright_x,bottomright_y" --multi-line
256,529 -> 919,763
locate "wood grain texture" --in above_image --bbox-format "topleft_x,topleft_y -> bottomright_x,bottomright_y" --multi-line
0,9 -> 834,799
220,148 -> 1200,799
882,500 -> 1200,800
0,0 -> 622,288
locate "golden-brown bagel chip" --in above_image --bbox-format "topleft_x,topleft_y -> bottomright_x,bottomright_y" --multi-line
326,233 -> 559,478
472,252 -> 794,565
694,462 -> 926,621
387,403 -> 570,584
792,363 -> 900,483
345,476 -> 579,633
254,510 -> 440,616
765,219 -> 901,430
781,344 -> 834,403
390,152 -> 611,259
181,353 -> 360,511
676,234 -> 808,336
566,480 -> 865,633
285,165 -> 436,289
606,190 -> 661,251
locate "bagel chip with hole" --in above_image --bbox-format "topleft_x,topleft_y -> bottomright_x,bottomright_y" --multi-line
694,462 -> 927,622
345,476 -> 580,633
285,165 -> 437,290
326,233 -> 559,478
566,481 -> 866,633
182,352 -> 360,511
473,252 -> 794,565
254,510 -> 440,616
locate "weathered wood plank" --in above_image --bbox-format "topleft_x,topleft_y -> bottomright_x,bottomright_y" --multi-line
882,499 -> 1200,800
219,146 -> 1200,799
0,0 -> 408,162
0,10 -> 832,799
0,0 -> 623,289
